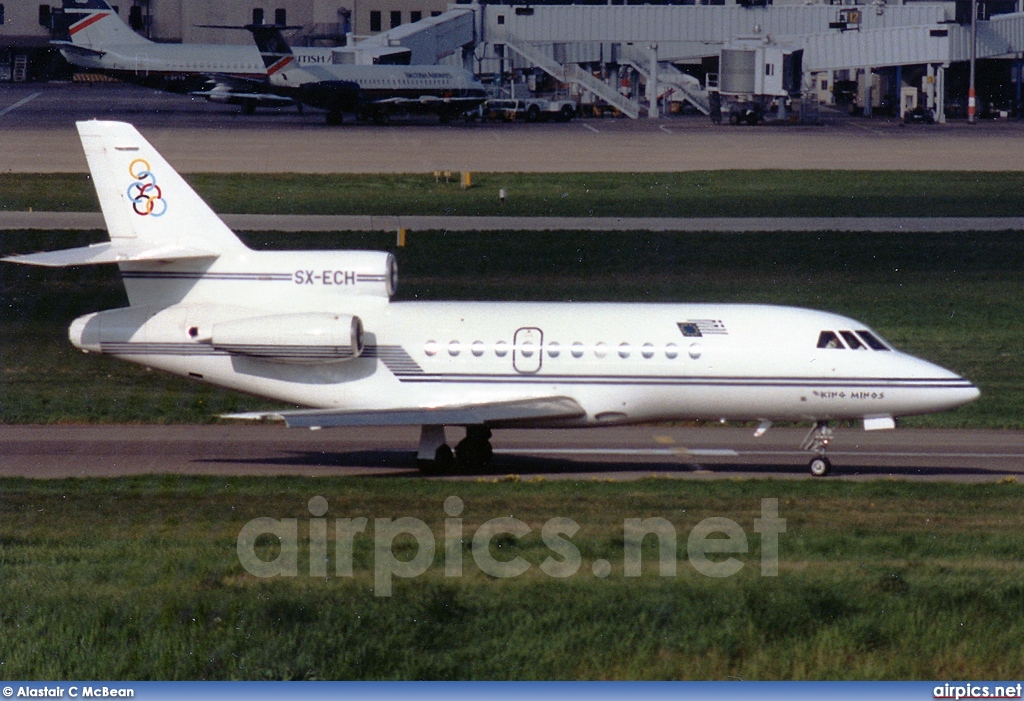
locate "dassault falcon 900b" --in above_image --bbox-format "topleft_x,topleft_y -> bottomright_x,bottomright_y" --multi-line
4,122 -> 979,476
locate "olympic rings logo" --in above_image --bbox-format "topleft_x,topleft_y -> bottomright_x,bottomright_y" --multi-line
126,158 -> 168,217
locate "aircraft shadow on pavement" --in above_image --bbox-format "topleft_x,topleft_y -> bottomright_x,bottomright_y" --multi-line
195,450 -> 1005,478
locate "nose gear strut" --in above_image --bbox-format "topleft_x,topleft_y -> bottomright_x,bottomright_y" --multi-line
801,421 -> 833,476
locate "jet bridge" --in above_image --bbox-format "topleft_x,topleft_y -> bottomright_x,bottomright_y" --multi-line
356,8 -> 475,66
473,2 -> 1024,119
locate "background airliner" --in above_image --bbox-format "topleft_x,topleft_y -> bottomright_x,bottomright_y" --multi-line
3,122 -> 979,476
55,0 -> 334,111
247,25 -> 488,124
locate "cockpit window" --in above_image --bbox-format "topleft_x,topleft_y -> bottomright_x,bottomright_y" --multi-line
817,331 -> 845,349
856,330 -> 890,351
840,331 -> 865,349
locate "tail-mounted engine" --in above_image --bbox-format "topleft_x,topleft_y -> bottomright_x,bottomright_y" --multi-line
209,312 -> 364,364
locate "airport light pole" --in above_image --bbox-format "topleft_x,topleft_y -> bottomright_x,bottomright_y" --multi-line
969,0 -> 978,123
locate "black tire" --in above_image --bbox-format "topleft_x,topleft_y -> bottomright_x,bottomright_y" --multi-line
325,110 -> 344,126
241,100 -> 256,115
526,104 -> 541,122
456,436 -> 493,472
559,105 -> 575,121
419,444 -> 455,476
728,112 -> 739,125
809,456 -> 831,477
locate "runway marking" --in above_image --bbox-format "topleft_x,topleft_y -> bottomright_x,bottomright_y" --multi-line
582,123 -> 600,134
497,447 -> 1024,461
497,447 -> 739,457
659,125 -> 673,134
850,121 -> 889,136
0,92 -> 43,118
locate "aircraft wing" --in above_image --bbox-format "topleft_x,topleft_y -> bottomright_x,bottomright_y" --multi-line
3,241 -> 219,267
223,396 -> 586,429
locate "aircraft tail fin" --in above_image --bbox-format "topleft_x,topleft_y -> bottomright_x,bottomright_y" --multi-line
76,120 -> 247,256
60,0 -> 151,47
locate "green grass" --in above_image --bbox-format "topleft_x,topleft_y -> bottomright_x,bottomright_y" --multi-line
1,476 -> 1023,679
5,171 -> 1024,217
2,229 -> 1022,426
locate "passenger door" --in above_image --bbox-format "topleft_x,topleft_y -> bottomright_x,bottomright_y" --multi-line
513,327 -> 543,374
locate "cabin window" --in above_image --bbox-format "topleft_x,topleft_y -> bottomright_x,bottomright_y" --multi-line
840,331 -> 865,350
471,341 -> 485,357
594,343 -> 608,359
252,8 -> 264,25
448,341 -> 461,357
0,5 -> 5,25
411,11 -> 422,22
571,342 -> 584,359
857,330 -> 890,350
497,14 -> 505,24
274,8 -> 286,25
431,11 -> 441,17
424,340 -> 439,356
390,10 -> 402,27
369,10 -> 381,31
817,331 -> 844,349
641,343 -> 655,359
665,343 -> 679,359
547,341 -> 561,358
494,340 -> 509,358
618,343 -> 631,359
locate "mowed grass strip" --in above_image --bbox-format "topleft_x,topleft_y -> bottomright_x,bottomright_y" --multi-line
1,229 -> 1021,427
0,476 -> 1023,679
5,171 -> 1024,217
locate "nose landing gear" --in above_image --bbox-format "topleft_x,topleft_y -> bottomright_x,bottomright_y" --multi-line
802,421 -> 834,476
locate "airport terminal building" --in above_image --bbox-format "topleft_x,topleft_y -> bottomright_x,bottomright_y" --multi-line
2,0 -> 1024,118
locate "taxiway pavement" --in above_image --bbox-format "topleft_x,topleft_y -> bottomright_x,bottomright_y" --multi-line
2,83 -> 1024,173
3,212 -> 1024,232
1,424 -> 1021,482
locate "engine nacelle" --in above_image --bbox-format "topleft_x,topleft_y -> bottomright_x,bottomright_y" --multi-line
210,312 -> 364,364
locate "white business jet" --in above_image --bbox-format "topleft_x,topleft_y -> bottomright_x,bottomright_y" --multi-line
4,122 -> 979,476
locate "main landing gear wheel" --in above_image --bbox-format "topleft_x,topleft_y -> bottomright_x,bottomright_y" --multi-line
456,426 -> 493,472
417,444 -> 454,476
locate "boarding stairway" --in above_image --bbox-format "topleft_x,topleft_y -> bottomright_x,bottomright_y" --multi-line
621,58 -> 710,116
503,36 -> 641,118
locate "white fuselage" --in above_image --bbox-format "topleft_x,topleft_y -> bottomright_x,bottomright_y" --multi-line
63,43 -> 333,81
67,251 -> 978,428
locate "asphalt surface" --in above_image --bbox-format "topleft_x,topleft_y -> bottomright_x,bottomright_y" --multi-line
4,211 -> 1024,232
3,83 -> 1024,172
2,424 -> 1022,482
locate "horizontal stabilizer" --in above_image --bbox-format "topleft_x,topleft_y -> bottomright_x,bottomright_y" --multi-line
3,241 -> 218,267
51,40 -> 107,57
224,396 -> 586,428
